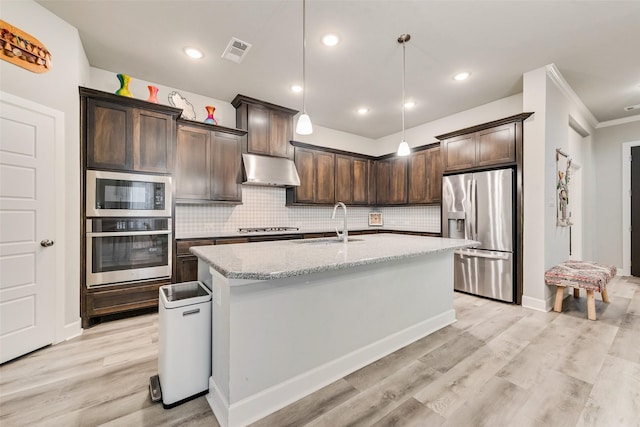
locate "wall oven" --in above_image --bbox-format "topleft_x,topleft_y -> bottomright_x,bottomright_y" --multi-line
86,217 -> 172,287
86,170 -> 172,217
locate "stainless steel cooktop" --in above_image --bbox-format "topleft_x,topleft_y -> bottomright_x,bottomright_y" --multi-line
238,227 -> 300,233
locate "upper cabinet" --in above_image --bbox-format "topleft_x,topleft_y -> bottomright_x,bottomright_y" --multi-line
175,121 -> 246,203
232,95 -> 298,159
376,157 -> 408,205
287,146 -> 335,205
81,87 -> 181,173
408,145 -> 442,204
335,154 -> 371,205
437,113 -> 533,173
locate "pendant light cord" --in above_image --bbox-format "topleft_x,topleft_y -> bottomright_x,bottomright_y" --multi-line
402,38 -> 406,141
302,0 -> 307,115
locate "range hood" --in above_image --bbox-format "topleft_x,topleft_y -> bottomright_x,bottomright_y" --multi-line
242,153 -> 300,187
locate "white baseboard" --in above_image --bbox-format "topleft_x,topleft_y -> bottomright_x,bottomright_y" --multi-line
206,309 -> 456,427
618,267 -> 629,276
55,318 -> 82,344
521,295 -> 551,312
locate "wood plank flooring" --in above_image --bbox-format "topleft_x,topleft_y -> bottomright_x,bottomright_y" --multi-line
1,276 -> 638,427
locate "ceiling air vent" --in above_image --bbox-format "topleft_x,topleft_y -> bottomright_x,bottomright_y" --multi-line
221,37 -> 252,63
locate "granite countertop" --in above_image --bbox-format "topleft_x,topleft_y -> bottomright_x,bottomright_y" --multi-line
190,234 -> 477,282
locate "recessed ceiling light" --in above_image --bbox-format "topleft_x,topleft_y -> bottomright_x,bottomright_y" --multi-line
404,101 -> 416,109
357,107 -> 369,114
291,85 -> 303,93
453,72 -> 471,81
184,47 -> 203,59
322,34 -> 340,47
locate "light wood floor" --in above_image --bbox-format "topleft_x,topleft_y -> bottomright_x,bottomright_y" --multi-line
1,276 -> 639,427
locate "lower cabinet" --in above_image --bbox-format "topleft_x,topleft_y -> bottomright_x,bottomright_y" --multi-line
82,279 -> 169,328
175,239 -> 216,283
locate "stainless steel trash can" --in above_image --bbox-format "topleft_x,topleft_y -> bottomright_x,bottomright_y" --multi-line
158,281 -> 212,408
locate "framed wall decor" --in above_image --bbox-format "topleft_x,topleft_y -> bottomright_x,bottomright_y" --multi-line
556,148 -> 572,227
368,212 -> 383,226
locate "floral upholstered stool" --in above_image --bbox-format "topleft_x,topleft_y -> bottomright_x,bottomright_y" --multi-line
544,260 -> 617,321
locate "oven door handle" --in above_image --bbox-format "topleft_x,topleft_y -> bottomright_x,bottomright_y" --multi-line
87,230 -> 171,238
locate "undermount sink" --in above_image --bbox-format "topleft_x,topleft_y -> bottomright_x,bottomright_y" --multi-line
296,237 -> 364,245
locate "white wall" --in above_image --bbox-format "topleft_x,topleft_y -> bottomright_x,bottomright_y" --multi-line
89,67 -> 377,155
593,120 -> 640,271
0,0 -> 89,338
375,94 -> 524,156
522,65 -> 596,311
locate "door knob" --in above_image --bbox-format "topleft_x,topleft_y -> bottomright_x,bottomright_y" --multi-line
40,239 -> 55,247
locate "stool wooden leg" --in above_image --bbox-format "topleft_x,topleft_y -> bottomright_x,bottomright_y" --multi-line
602,288 -> 610,303
554,286 -> 565,313
587,290 -> 596,320
573,288 -> 580,298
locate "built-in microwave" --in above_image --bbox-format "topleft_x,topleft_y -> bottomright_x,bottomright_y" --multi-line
86,170 -> 172,217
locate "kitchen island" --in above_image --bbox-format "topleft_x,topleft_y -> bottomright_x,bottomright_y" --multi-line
191,234 -> 476,427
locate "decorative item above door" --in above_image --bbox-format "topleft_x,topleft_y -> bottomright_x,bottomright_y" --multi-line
556,148 -> 572,227
0,20 -> 52,73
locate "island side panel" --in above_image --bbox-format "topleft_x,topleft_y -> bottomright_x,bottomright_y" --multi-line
224,252 -> 455,426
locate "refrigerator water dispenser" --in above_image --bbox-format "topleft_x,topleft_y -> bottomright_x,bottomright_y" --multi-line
447,211 -> 466,239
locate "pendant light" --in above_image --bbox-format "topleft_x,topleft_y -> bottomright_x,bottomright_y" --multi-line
296,0 -> 313,135
397,33 -> 411,156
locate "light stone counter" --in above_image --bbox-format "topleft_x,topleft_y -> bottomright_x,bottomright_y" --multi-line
193,234 -> 476,427
190,234 -> 476,282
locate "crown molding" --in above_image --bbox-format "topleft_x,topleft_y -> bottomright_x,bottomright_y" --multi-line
545,64 -> 598,129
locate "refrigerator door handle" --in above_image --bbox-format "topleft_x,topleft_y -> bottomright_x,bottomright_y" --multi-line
465,178 -> 473,239
469,179 -> 478,240
454,249 -> 510,260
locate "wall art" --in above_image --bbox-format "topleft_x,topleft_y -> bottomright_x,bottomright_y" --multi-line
556,148 -> 572,227
0,19 -> 52,73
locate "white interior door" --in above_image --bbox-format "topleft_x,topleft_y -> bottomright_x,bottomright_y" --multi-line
0,95 -> 56,364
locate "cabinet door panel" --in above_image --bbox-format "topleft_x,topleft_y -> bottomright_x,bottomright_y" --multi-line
269,110 -> 293,158
176,127 -> 211,200
408,150 -> 428,204
427,147 -> 442,203
135,109 -> 172,173
476,124 -> 515,167
443,134 -> 475,171
247,104 -> 270,155
294,148 -> 315,203
335,155 -> 353,203
315,152 -> 335,204
376,160 -> 390,205
390,157 -> 408,204
352,158 -> 368,205
87,99 -> 132,170
211,132 -> 242,201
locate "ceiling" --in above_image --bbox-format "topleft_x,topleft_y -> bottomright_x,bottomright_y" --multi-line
38,0 -> 640,139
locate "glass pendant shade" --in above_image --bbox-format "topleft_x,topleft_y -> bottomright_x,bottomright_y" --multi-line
296,113 -> 313,135
397,140 -> 410,156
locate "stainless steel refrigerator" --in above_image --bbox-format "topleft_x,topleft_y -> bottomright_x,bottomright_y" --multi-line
442,168 -> 515,303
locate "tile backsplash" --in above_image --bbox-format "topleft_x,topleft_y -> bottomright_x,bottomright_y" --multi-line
175,186 -> 441,237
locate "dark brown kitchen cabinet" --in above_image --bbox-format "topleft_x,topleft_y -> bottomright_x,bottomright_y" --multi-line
440,123 -> 515,172
174,239 -> 215,283
232,95 -> 298,159
175,121 -> 246,203
335,155 -> 370,205
287,147 -> 335,205
408,145 -> 442,204
376,157 -> 407,205
82,87 -> 180,173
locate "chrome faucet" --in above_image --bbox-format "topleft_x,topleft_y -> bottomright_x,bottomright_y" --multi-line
331,201 -> 348,242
